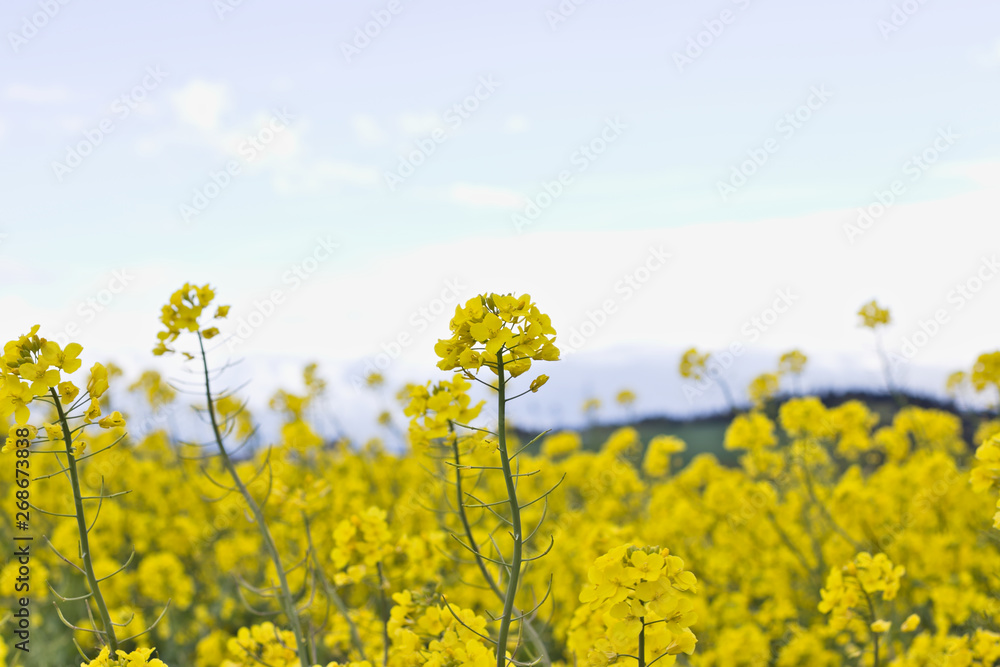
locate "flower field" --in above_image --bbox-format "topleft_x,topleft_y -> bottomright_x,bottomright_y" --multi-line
2,285 -> 1000,667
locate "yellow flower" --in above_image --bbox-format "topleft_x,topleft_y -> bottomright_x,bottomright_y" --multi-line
643,435 -> 686,477
779,349 -> 808,375
748,372 -> 780,410
679,347 -> 709,380
153,283 -> 229,355
88,362 -> 109,399
58,380 -> 80,405
3,424 -> 37,453
40,340 -> 84,373
435,293 -> 559,378
530,374 -> 549,393
17,360 -> 60,394
98,411 -> 126,429
616,389 -> 636,405
901,614 -> 920,632
972,351 -> 1000,392
84,398 -> 102,423
858,300 -> 891,329
0,376 -> 35,424
541,431 -> 581,458
42,422 -> 64,442
870,619 -> 891,633
724,412 -> 777,451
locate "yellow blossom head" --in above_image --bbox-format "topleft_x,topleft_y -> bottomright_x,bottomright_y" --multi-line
434,293 -> 559,378
153,283 -> 230,355
858,300 -> 891,329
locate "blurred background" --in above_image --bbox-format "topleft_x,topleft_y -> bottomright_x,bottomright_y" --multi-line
2,0 -> 999,440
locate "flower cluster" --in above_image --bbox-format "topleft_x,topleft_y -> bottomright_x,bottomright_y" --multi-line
1,325 -> 86,424
571,544 -> 698,666
153,282 -> 230,356
642,435 -> 686,477
330,507 -> 394,585
857,299 -> 891,329
818,552 -> 906,634
678,348 -> 709,380
403,374 -> 486,448
82,647 -> 168,667
971,434 -> 1000,528
747,372 -> 781,410
220,622 -> 300,667
386,590 -> 497,667
434,293 -> 559,378
1,326 -> 120,434
778,349 -> 808,375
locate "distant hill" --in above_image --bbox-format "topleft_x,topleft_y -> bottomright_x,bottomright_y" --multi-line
512,389 -> 996,468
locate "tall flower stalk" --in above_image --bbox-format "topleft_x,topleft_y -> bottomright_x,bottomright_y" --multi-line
1,326 -> 167,663
152,283 -> 311,666
425,292 -> 562,667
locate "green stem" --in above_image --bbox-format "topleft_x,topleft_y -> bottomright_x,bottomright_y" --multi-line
377,562 -> 390,667
765,510 -> 815,579
450,429 -> 550,666
875,331 -> 905,410
495,350 -> 522,667
860,586 -> 880,667
304,513 -> 367,661
800,461 -> 864,551
638,620 -> 645,667
196,334 -> 310,666
715,374 -> 737,414
50,388 -> 119,654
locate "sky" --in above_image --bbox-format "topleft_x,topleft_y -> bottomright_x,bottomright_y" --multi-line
2,0 -> 999,435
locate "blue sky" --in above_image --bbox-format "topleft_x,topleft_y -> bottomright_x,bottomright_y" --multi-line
2,0 -> 999,424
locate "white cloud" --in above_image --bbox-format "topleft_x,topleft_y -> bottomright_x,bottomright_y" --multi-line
504,114 -> 529,134
936,159 -> 1000,191
4,84 -> 71,104
352,113 -> 389,145
970,39 -> 1000,68
397,112 -> 440,137
449,182 -> 527,209
58,115 -> 87,133
271,157 -> 380,194
5,190 -> 998,433
170,80 -> 231,131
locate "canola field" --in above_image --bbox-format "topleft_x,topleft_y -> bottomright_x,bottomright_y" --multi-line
2,285 -> 1000,667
